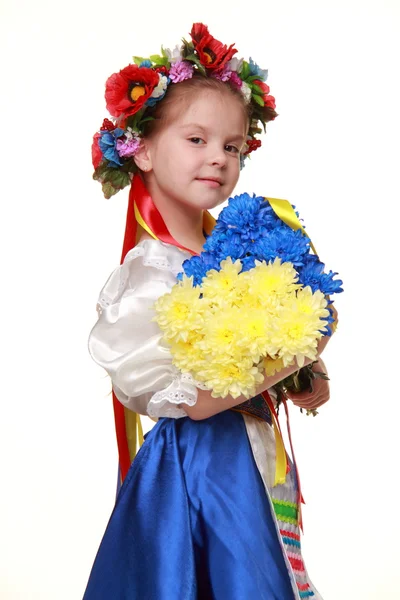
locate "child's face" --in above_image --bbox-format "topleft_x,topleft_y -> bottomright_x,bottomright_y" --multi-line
142,90 -> 248,212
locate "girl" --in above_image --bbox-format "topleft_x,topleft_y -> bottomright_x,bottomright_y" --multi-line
85,24 -> 334,599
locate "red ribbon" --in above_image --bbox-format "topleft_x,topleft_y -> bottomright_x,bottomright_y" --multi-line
113,174 -> 207,482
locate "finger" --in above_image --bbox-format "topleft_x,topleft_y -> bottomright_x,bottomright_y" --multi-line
285,377 -> 329,402
291,394 -> 329,410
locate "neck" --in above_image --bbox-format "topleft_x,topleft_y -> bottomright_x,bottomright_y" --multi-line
144,180 -> 206,254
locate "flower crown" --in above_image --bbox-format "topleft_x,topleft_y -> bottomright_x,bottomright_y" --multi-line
92,23 -> 278,199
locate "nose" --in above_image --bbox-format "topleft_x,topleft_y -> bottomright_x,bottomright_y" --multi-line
207,144 -> 227,168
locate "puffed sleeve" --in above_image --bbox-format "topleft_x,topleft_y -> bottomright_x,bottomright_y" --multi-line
88,239 -> 206,419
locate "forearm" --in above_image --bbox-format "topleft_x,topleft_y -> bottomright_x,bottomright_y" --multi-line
181,355 -> 316,421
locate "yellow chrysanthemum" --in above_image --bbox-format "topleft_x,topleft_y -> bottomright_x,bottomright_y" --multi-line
169,333 -> 205,373
271,287 -> 329,367
293,286 -> 329,319
244,258 -> 300,311
154,275 -> 204,342
263,355 -> 286,377
236,309 -> 276,362
197,306 -> 244,358
195,355 -> 265,399
201,258 -> 244,305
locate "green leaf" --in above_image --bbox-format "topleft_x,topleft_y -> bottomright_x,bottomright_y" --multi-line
247,74 -> 263,83
240,60 -> 250,80
149,54 -> 169,67
93,162 -> 110,180
132,56 -> 146,66
93,163 -> 131,198
184,53 -> 206,75
252,94 -> 265,107
181,39 -> 195,58
250,83 -> 264,96
102,181 -> 119,200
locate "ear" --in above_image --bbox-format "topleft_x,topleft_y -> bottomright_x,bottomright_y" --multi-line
133,139 -> 153,172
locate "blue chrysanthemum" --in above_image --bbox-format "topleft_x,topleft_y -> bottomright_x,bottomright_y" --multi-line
203,231 -> 250,262
217,193 -> 281,242
248,57 -> 269,81
319,302 -> 338,337
297,255 -> 344,295
239,255 -> 257,272
99,128 -> 125,168
177,253 -> 221,286
139,60 -> 152,68
252,227 -> 311,266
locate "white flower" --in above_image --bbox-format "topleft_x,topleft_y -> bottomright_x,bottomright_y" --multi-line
124,127 -> 137,141
241,81 -> 252,103
228,57 -> 243,73
163,44 -> 183,64
151,74 -> 169,99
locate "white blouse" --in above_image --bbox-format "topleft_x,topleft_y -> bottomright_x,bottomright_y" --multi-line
88,239 -> 208,419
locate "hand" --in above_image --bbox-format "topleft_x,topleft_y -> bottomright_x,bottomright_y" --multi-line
285,358 -> 330,411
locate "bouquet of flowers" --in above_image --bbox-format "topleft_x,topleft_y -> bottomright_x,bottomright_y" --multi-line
154,193 -> 343,400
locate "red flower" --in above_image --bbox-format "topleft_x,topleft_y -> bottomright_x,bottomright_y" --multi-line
254,80 -> 276,110
100,118 -> 116,131
105,64 -> 159,118
243,138 -> 262,156
154,65 -> 169,76
92,132 -> 102,169
190,23 -> 237,70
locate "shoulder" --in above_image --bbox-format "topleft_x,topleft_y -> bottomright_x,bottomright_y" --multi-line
125,237 -> 191,276
96,238 -> 190,313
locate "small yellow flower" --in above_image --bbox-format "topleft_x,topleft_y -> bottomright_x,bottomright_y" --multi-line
169,334 -> 205,373
271,288 -> 328,367
263,355 -> 286,377
154,275 -> 204,342
245,258 -> 300,310
236,309 -> 276,362
196,355 -> 265,399
201,258 -> 243,305
198,306 -> 243,356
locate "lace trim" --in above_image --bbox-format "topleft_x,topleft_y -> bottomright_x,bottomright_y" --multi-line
125,243 -> 185,274
147,371 -> 208,419
97,244 -> 186,312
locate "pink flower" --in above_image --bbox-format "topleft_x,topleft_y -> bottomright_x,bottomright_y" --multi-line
212,64 -> 232,82
169,61 -> 194,83
229,72 -> 242,90
116,137 -> 141,158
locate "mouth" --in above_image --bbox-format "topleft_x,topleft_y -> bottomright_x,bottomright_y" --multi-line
196,177 -> 223,187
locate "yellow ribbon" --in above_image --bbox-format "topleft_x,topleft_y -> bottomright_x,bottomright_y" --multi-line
134,203 -> 158,240
266,197 -> 318,255
271,412 -> 287,486
124,407 -> 144,464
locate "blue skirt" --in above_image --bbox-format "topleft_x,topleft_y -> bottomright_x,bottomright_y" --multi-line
83,410 -> 296,599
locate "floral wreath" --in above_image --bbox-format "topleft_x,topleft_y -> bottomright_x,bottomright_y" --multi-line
92,23 -> 278,199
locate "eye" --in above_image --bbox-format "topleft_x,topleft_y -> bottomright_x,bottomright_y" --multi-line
189,137 -> 205,145
225,145 -> 240,154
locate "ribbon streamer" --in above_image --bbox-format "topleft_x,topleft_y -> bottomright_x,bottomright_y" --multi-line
266,197 -> 318,255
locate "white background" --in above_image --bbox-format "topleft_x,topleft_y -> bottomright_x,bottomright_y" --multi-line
1,1 -> 399,598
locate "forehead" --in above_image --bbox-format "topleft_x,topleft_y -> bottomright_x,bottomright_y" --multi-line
170,89 -> 248,134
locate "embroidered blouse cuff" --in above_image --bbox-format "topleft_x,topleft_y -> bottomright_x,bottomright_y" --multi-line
147,372 -> 208,419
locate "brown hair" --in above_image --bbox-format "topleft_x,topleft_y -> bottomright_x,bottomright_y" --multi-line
142,74 -> 252,138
